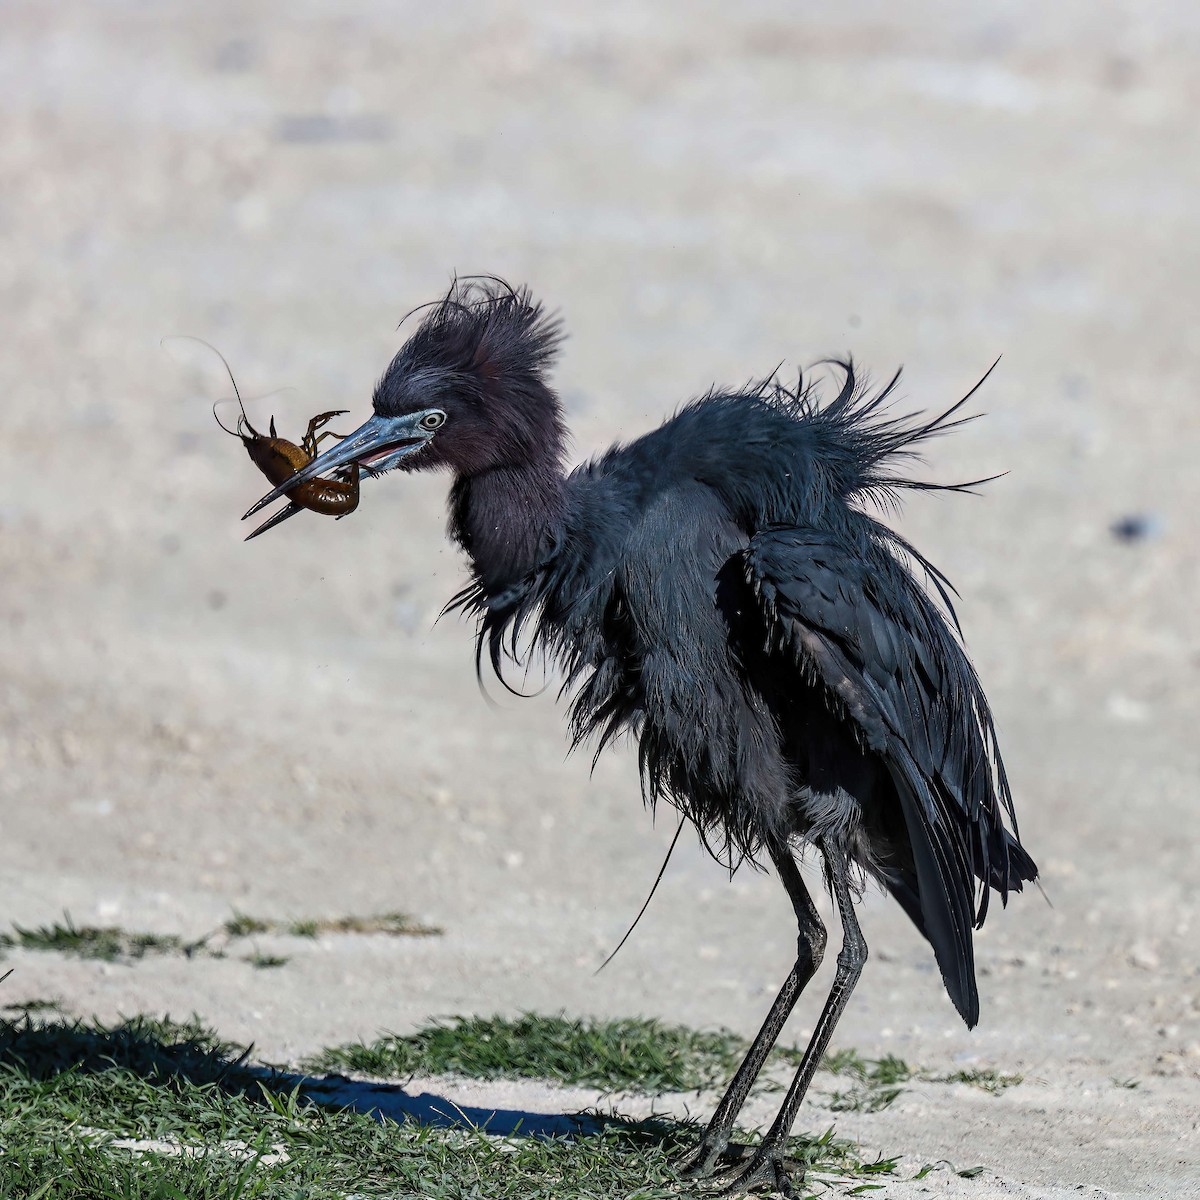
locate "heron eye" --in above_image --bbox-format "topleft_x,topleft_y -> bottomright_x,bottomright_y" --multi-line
420,410 -> 446,431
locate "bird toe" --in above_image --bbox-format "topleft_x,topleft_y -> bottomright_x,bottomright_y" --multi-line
676,1138 -> 734,1181
710,1145 -> 798,1198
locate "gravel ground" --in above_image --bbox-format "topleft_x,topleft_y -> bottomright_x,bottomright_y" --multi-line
1,2 -> 1197,1196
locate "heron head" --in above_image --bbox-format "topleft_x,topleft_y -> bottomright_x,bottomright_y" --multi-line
244,278 -> 566,520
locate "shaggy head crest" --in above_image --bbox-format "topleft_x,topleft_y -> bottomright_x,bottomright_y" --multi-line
374,276 -> 563,417
372,276 -> 567,477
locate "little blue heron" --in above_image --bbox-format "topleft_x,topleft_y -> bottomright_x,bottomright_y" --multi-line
246,278 -> 1037,1195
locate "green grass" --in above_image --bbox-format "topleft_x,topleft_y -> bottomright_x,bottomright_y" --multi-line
309,1015 -> 1023,1113
0,911 -> 442,971
226,911 -> 443,939
0,918 -> 193,963
938,1066 -> 1023,1095
241,952 -> 290,970
222,913 -> 273,938
3,996 -> 65,1014
813,1047 -> 1022,1112
0,1011 -> 900,1199
307,1013 -> 748,1093
811,1049 -> 914,1113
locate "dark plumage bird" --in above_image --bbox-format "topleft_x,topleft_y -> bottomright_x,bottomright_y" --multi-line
247,278 -> 1037,1195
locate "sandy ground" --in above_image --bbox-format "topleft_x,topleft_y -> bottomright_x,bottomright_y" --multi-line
1,2 -> 1198,1196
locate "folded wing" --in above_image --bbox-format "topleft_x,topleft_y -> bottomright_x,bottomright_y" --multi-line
741,527 -> 1036,1026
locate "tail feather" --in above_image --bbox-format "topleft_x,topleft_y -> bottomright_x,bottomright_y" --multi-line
882,758 -> 1036,1029
889,762 -> 979,1027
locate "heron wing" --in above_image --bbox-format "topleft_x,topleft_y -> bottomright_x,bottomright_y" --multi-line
741,527 -> 1035,1026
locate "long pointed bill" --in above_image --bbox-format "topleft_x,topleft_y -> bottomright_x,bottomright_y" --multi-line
242,412 -> 435,521
244,500 -> 304,541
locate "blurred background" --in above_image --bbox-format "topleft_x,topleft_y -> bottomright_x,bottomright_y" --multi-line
1,1 -> 1197,1192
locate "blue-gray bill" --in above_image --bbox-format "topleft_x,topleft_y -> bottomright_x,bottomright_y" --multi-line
244,500 -> 305,541
241,411 -> 437,523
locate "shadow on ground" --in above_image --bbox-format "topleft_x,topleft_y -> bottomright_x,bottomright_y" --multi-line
0,1012 -> 677,1142
297,1072 -> 598,1136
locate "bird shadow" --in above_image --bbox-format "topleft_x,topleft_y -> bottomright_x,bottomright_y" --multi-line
0,1011 -> 688,1148
289,1070 -> 608,1138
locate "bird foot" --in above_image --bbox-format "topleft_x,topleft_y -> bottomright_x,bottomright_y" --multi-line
675,1135 -> 747,1182
710,1144 -> 799,1198
677,1139 -> 797,1196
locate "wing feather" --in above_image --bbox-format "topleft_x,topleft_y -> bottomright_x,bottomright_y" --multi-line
743,528 -> 1035,1025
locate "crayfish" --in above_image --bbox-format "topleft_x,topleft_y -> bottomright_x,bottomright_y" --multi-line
204,342 -> 360,540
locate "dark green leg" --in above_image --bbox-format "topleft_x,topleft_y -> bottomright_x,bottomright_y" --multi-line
679,842 -> 826,1181
715,857 -> 867,1197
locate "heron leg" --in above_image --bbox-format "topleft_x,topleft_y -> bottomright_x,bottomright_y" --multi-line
678,842 -> 826,1181
714,856 -> 867,1197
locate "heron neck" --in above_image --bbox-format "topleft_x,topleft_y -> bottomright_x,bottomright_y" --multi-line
449,460 -> 566,597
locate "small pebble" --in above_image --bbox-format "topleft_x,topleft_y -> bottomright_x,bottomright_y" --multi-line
1129,944 -> 1160,970
1110,512 -> 1163,542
